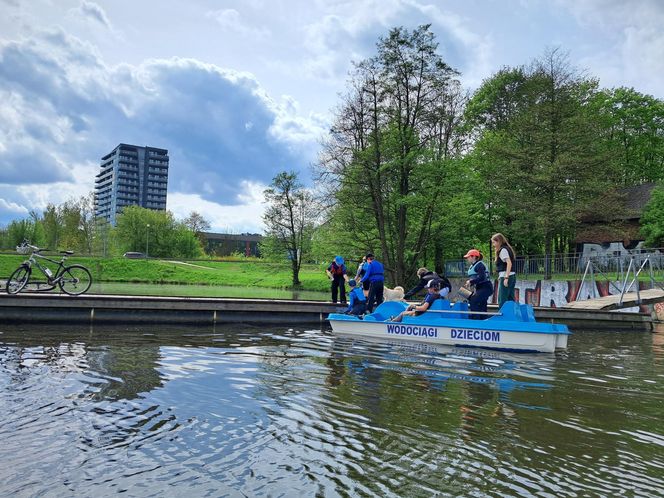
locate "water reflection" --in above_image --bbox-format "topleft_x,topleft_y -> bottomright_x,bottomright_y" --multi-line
0,323 -> 662,497
326,337 -> 554,414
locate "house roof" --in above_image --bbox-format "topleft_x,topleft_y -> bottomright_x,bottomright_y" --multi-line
578,182 -> 657,224
574,221 -> 641,244
620,182 -> 657,215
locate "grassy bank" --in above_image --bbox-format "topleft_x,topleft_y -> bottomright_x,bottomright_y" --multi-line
0,254 -> 330,292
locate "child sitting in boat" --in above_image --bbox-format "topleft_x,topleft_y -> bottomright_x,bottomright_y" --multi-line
390,280 -> 441,322
345,279 -> 367,316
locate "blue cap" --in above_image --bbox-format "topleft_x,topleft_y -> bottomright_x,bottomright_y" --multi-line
348,279 -> 357,287
335,256 -> 344,265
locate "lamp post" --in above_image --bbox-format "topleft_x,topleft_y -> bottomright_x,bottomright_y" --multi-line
146,224 -> 150,259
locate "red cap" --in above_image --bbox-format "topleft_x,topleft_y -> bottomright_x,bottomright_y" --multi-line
463,249 -> 481,258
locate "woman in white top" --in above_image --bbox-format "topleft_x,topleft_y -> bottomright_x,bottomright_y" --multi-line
491,233 -> 516,307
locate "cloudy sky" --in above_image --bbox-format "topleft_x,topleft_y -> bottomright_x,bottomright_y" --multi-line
1,0 -> 662,232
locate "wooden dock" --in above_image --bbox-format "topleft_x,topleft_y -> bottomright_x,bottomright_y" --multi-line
564,288 -> 664,311
0,293 -> 654,331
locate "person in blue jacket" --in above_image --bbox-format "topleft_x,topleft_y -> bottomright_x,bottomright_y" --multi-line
345,279 -> 366,316
360,252 -> 384,312
464,249 -> 494,319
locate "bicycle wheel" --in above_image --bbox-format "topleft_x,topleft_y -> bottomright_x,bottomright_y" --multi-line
58,265 -> 92,295
6,265 -> 31,294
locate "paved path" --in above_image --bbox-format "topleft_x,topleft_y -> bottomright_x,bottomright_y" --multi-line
165,260 -> 217,270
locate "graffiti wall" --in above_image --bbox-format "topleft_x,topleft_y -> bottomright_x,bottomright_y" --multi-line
449,278 -> 651,312
492,279 -> 650,312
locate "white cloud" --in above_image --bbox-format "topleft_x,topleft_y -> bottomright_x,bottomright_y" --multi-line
404,0 -> 493,88
168,181 -> 267,233
558,0 -> 664,96
0,197 -> 29,215
0,28 -> 320,228
206,8 -> 271,40
77,1 -> 112,29
300,0 -> 492,88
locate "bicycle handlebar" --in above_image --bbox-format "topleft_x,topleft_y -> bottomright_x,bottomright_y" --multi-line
20,242 -> 63,254
25,244 -> 51,253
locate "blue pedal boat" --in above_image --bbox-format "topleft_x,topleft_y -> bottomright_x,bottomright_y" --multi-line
327,300 -> 570,353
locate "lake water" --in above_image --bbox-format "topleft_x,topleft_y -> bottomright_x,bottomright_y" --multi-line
1,324 -> 662,497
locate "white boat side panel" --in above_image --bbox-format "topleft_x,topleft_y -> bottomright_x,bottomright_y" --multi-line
329,320 -> 560,353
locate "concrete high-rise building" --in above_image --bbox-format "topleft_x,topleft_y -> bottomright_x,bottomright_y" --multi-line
94,143 -> 169,225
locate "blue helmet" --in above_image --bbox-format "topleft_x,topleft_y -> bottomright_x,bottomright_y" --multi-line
348,279 -> 357,287
334,256 -> 344,265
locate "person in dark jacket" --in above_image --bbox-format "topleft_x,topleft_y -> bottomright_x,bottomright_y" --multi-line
326,256 -> 348,304
464,249 -> 493,319
345,279 -> 367,316
404,267 -> 452,300
360,253 -> 384,312
391,279 -> 442,322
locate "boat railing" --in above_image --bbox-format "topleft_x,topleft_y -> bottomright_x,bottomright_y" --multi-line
426,310 -> 501,316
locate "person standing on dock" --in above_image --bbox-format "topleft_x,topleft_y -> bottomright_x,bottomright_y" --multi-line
361,253 -> 384,312
464,249 -> 493,319
492,233 -> 516,306
326,256 -> 348,304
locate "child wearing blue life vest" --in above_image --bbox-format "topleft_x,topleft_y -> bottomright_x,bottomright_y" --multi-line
345,279 -> 367,316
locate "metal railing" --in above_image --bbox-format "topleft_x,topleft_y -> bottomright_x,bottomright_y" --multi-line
577,254 -> 663,305
444,248 -> 664,280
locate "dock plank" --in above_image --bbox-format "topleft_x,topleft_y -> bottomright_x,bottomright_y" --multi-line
564,289 -> 664,310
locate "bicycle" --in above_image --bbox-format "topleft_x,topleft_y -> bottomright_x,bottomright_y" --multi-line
5,241 -> 92,296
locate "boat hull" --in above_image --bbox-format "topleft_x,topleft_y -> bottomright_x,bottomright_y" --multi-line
328,301 -> 570,353
330,319 -> 563,352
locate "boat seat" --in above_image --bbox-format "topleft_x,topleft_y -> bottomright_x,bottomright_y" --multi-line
495,301 -> 522,322
365,301 -> 408,321
429,299 -> 451,311
446,301 -> 468,319
520,303 -> 536,322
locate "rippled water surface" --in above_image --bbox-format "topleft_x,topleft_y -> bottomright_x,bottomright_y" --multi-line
1,324 -> 663,497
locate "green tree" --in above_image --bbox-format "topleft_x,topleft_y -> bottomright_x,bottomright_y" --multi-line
172,223 -> 204,258
183,211 -> 211,249
115,206 -> 202,258
42,203 -> 62,250
466,49 -> 611,272
56,193 -> 96,254
317,25 -> 466,285
640,184 -> 664,247
93,216 -> 113,257
263,171 -> 317,286
591,87 -> 664,185
5,218 -> 45,248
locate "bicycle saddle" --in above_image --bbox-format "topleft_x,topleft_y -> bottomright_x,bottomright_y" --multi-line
61,250 -> 74,255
